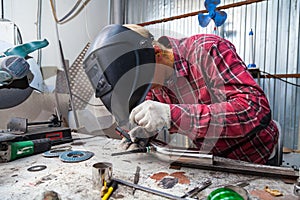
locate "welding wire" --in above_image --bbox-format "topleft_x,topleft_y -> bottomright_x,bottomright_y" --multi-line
113,178 -> 192,200
132,166 -> 141,195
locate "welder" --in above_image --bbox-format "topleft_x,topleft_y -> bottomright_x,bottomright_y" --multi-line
83,24 -> 279,164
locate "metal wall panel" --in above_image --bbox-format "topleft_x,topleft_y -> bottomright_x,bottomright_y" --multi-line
124,0 -> 300,149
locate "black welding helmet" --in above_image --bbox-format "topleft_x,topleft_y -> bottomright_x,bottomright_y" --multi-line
83,24 -> 155,126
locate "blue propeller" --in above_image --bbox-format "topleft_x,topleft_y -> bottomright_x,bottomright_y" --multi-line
198,0 -> 227,27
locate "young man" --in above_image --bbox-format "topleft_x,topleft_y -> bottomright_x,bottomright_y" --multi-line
83,24 -> 278,164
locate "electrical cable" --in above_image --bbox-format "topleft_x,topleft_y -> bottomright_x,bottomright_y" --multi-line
59,0 -> 91,24
49,0 -> 80,23
56,0 -> 81,23
260,70 -> 300,87
49,0 -> 92,25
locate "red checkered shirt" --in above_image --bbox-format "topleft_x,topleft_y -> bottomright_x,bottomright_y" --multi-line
146,34 -> 279,164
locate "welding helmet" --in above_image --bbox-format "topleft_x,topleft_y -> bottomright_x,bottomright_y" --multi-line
83,24 -> 155,126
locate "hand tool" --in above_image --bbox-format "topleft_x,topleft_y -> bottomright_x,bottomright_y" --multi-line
132,166 -> 141,195
0,138 -> 51,162
111,146 -> 154,156
112,178 -> 193,200
181,179 -> 212,198
102,181 -> 118,200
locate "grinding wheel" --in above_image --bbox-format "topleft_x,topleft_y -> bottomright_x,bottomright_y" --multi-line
59,150 -> 94,163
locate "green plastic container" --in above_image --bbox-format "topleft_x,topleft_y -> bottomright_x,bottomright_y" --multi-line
207,188 -> 244,200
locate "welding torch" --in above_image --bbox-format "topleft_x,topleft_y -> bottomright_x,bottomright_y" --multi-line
115,126 -> 132,142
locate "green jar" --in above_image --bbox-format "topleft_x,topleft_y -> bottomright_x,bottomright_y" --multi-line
207,187 -> 244,200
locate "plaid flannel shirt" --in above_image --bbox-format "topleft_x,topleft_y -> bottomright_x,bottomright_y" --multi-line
146,34 -> 278,164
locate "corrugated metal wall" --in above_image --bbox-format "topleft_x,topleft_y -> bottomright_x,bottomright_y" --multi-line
124,0 -> 300,149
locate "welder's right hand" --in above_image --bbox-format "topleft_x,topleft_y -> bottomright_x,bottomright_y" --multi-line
119,126 -> 157,150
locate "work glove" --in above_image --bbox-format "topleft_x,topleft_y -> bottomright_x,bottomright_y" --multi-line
0,56 -> 30,86
129,100 -> 171,132
119,126 -> 157,150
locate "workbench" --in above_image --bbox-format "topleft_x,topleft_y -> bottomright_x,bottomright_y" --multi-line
0,132 -> 298,200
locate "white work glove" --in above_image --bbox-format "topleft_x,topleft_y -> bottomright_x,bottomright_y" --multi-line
129,100 -> 171,132
119,126 -> 157,150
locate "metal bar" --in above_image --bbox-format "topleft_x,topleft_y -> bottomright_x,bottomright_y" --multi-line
112,178 -> 190,200
138,0 -> 267,26
261,73 -> 300,79
171,156 -> 298,181
58,40 -> 80,129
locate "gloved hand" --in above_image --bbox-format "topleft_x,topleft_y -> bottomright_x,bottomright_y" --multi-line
129,100 -> 171,132
119,126 -> 157,150
0,56 -> 30,86
0,56 -> 30,79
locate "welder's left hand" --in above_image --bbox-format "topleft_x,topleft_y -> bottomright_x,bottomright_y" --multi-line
119,126 -> 156,150
129,100 -> 171,132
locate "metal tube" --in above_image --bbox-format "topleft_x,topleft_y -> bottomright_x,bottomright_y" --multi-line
150,140 -> 213,165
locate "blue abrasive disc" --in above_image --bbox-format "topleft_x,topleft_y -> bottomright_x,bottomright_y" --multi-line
42,146 -> 72,157
59,150 -> 94,163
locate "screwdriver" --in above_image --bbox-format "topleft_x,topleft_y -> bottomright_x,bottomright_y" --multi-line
102,181 -> 118,200
181,179 -> 212,198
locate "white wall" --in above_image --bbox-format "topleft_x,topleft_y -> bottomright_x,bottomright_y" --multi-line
3,0 -> 109,68
0,0 -> 111,130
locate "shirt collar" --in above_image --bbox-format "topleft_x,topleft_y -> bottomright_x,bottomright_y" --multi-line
158,36 -> 189,78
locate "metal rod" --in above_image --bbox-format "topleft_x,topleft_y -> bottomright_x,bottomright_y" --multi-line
171,156 -> 298,181
138,0 -> 266,26
36,0 -> 42,65
261,73 -> 300,79
112,178 -> 190,200
58,40 -> 80,129
1,0 -> 4,19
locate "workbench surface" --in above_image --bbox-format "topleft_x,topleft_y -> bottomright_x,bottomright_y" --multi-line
0,133 -> 298,200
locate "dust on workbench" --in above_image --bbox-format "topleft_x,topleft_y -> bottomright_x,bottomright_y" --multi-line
0,133 -> 297,200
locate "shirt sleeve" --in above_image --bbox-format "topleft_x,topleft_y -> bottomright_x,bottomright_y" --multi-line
169,39 -> 272,140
